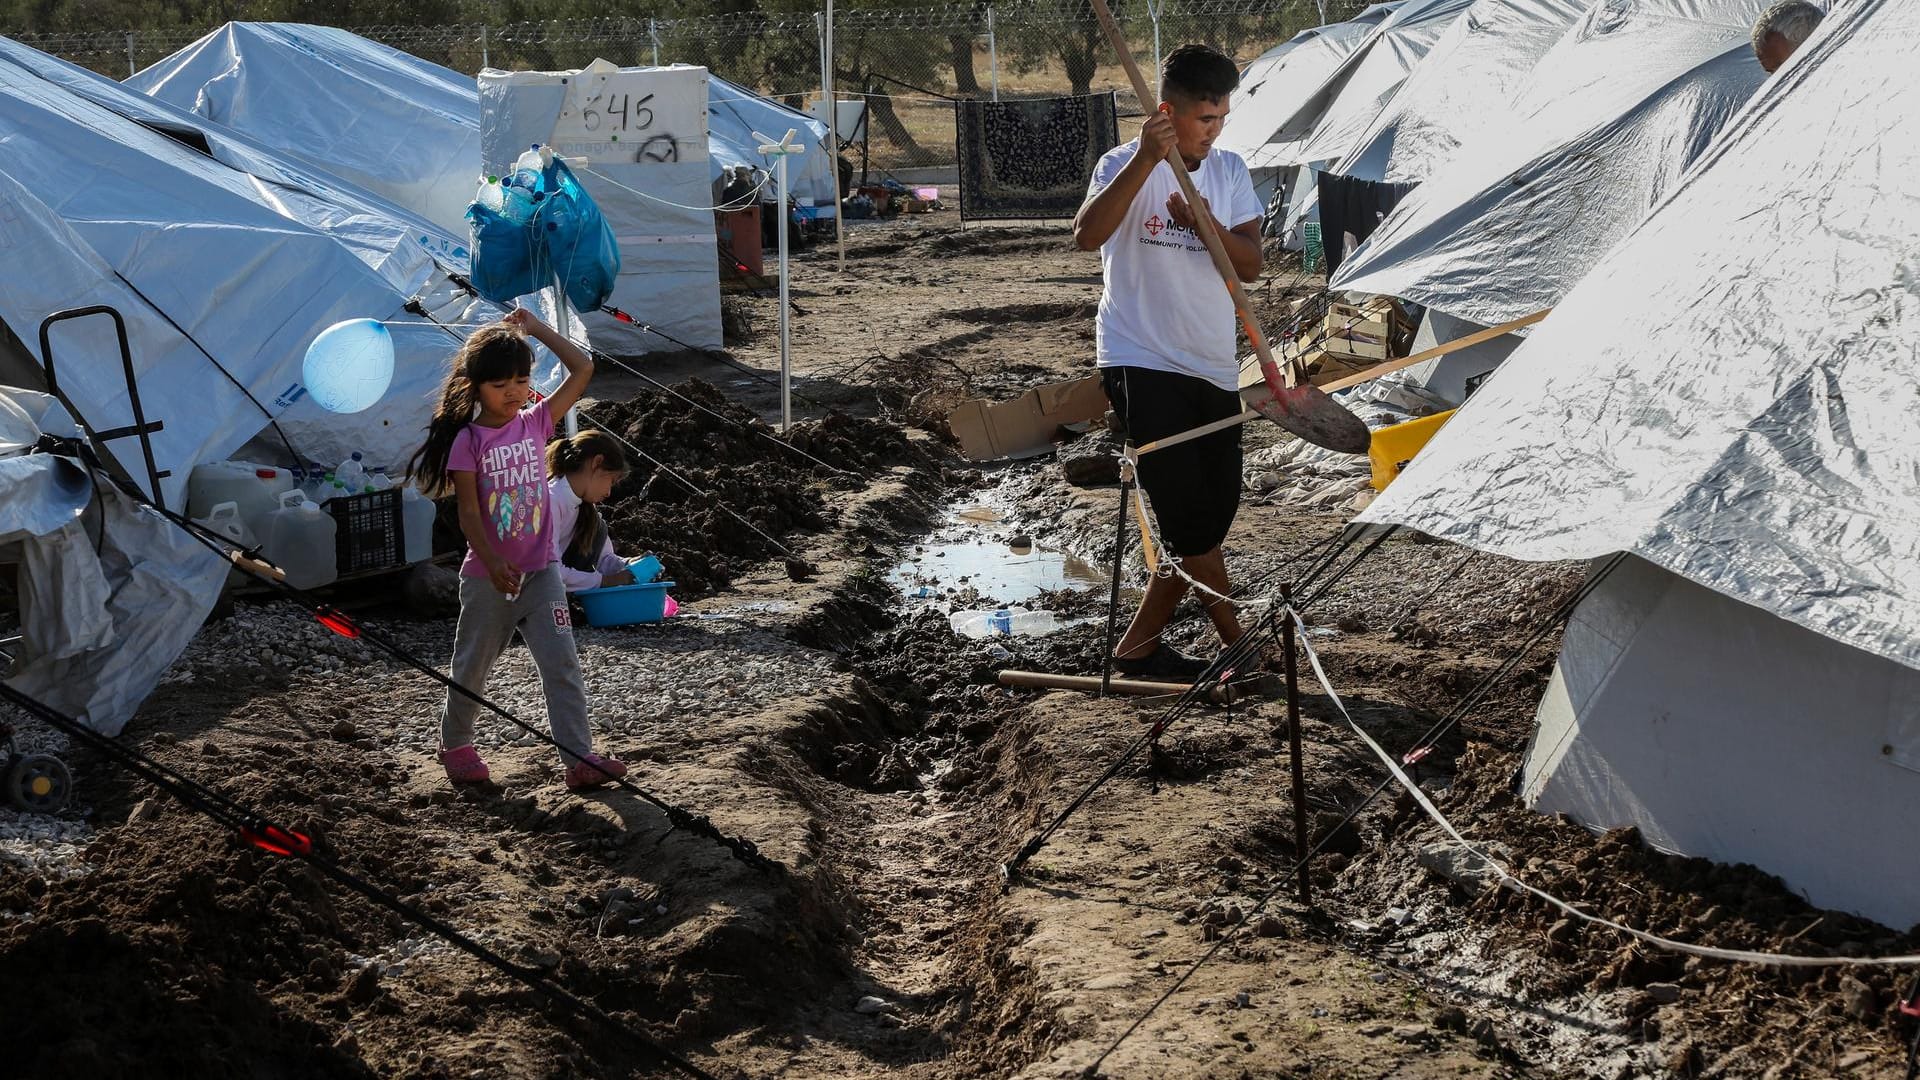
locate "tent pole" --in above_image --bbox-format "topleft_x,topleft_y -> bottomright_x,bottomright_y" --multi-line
988,7 -> 1000,101
553,282 -> 579,438
824,0 -> 846,273
1149,0 -> 1163,101
777,151 -> 793,432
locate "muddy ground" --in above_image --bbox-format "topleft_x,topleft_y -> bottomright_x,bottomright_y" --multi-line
3,212 -> 1916,1079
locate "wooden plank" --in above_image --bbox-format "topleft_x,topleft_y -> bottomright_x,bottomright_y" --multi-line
998,669 -> 1236,704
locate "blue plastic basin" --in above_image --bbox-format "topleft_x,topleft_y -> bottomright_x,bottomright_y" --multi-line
576,580 -> 676,627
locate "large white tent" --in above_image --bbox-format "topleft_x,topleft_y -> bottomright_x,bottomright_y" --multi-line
1332,0 -> 1771,326
1337,0 -> 1589,182
1219,3 -> 1402,202
126,22 -> 487,238
1279,0 -> 1474,173
1358,0 -> 1920,927
128,23 -> 837,244
0,35 -> 491,505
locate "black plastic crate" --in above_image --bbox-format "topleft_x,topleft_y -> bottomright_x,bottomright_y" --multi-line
326,490 -> 403,574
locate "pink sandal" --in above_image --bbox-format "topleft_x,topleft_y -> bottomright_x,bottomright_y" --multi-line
564,752 -> 629,791
439,744 -> 491,784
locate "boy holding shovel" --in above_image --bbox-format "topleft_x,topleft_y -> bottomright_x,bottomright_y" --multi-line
1073,43 -> 1263,681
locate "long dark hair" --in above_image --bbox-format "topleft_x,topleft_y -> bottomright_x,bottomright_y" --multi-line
546,430 -> 629,566
406,323 -> 534,495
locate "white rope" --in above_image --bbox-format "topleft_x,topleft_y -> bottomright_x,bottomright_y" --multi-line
1288,606 -> 1920,969
578,165 -> 774,213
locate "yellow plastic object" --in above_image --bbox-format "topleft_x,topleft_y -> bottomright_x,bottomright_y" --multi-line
1368,410 -> 1457,491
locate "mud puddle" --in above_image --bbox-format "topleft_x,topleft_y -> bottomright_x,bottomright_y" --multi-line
887,503 -> 1105,607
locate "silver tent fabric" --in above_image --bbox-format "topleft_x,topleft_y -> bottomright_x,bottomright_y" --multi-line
1338,0 -> 1590,182
1218,4 -> 1401,185
1331,0 -> 1769,326
128,22 -> 488,238
0,428 -> 226,737
1285,0 -> 1475,171
0,36 -> 497,502
128,23 -> 839,238
1357,0 -> 1920,673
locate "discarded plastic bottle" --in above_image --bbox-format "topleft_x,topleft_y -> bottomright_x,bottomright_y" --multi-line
949,607 -> 1057,639
366,470 -> 393,492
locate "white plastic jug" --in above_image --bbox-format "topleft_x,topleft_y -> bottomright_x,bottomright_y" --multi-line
400,486 -> 436,564
259,490 -> 338,590
194,501 -> 260,587
187,460 -> 289,529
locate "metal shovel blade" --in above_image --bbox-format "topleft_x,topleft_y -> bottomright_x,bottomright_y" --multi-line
1243,383 -> 1372,455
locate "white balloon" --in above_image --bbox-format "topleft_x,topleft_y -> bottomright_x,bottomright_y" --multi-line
302,318 -> 394,414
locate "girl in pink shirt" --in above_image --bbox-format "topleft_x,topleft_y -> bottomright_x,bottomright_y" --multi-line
406,310 -> 629,791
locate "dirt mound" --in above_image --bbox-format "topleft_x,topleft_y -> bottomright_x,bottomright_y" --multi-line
586,381 -> 938,596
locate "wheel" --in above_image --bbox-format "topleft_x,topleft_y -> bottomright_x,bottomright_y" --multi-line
5,753 -> 71,814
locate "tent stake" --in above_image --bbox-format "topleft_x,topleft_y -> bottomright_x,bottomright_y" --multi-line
1283,586 -> 1311,908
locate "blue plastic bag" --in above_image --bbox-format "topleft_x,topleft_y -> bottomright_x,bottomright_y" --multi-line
537,158 -> 621,312
465,201 -> 548,304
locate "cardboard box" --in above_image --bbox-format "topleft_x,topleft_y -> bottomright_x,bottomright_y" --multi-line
948,375 -> 1109,461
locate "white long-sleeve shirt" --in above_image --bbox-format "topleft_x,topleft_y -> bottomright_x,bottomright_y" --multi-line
547,475 -> 628,592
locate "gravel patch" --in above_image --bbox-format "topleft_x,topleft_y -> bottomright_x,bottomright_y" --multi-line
163,599 -> 846,757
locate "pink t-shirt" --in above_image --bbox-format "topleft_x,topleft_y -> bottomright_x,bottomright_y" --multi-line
447,402 -> 556,578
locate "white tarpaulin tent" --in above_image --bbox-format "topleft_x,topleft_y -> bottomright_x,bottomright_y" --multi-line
1359,0 -> 1920,925
1332,0 -> 1770,326
128,24 -> 838,240
0,389 -> 226,736
480,61 -> 721,354
126,22 -> 486,238
1219,4 -> 1402,202
0,35 -> 493,506
1281,0 -> 1474,172
1337,0 -> 1589,182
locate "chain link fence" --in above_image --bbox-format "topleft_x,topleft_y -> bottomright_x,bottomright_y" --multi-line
12,0 -> 1367,174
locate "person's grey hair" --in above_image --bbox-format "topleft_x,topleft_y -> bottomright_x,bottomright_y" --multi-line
1752,0 -> 1824,57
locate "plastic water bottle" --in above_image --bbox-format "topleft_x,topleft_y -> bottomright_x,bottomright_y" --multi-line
501,184 -> 537,225
335,452 -> 367,494
475,176 -> 506,214
1012,610 -> 1058,635
366,470 -> 393,492
507,145 -> 546,194
949,607 -> 1057,639
302,470 -> 334,503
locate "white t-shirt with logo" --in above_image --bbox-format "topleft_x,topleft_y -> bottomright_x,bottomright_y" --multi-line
1088,141 -> 1263,391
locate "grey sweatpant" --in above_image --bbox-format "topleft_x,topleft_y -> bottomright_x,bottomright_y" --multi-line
441,565 -> 593,767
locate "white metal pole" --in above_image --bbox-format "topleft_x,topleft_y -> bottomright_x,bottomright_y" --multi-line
776,151 -> 792,432
825,0 -> 846,273
126,31 -> 136,78
552,283 -> 579,437
481,26 -> 489,69
1317,0 -> 1329,24
1150,0 -> 1164,101
649,18 -> 660,67
988,7 -> 999,101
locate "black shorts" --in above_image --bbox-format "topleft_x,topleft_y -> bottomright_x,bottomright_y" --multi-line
1102,365 -> 1242,558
